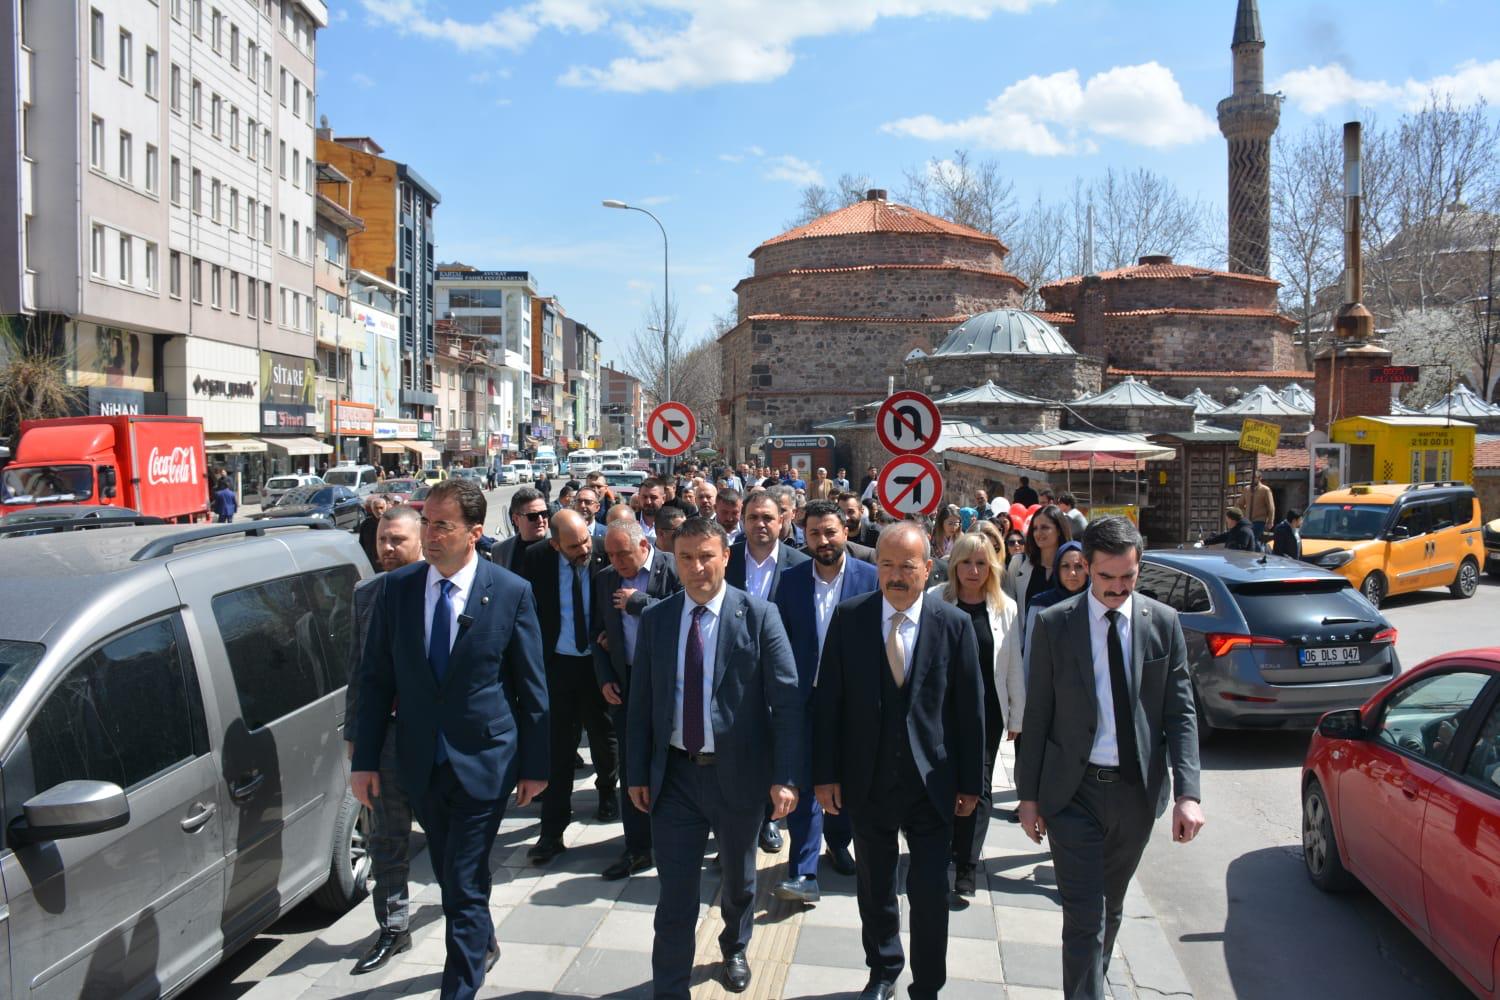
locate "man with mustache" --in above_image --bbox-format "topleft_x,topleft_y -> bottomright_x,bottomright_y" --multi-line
1017,516 -> 1203,999
813,522 -> 985,1000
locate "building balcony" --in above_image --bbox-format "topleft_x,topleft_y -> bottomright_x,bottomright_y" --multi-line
316,254 -> 346,292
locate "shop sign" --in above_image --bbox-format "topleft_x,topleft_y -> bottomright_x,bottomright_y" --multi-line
87,386 -> 146,416
261,351 -> 316,406
330,400 -> 375,436
419,421 -> 435,441
372,420 -> 400,440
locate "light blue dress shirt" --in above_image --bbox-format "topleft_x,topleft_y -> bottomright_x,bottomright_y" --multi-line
555,551 -> 592,657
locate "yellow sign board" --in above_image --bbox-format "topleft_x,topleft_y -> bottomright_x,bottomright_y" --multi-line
1088,505 -> 1138,526
1238,418 -> 1281,456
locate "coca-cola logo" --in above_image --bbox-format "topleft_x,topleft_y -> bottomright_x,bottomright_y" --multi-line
147,446 -> 200,486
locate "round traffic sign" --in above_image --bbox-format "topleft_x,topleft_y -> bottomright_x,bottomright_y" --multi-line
646,402 -> 697,457
875,391 -> 942,456
875,455 -> 944,517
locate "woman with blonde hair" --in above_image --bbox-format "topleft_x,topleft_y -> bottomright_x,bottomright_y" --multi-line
927,531 -> 1024,898
974,518 -> 1006,557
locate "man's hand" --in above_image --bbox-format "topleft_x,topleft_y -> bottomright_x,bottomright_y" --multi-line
629,785 -> 651,813
1173,797 -> 1205,843
1006,731 -> 1019,741
955,793 -> 979,817
612,587 -> 638,611
601,682 -> 623,706
1017,800 -> 1047,844
515,779 -> 547,808
345,741 -> 354,760
769,784 -> 798,820
351,770 -> 380,809
815,783 -> 842,816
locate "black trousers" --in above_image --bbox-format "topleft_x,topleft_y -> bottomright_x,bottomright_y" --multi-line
541,653 -> 618,839
850,783 -> 953,1000
610,703 -> 651,855
1045,772 -> 1156,1000
950,698 -> 1003,866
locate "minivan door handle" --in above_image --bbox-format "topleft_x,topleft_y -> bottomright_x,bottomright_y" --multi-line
229,773 -> 266,802
180,802 -> 217,832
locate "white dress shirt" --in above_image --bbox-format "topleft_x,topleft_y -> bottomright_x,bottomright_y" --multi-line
744,541 -> 780,601
880,593 -> 923,680
424,552 -> 480,654
812,560 -> 846,654
1085,590 -> 1134,767
672,584 -> 726,753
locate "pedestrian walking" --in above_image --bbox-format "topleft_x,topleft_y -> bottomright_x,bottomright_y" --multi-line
211,477 -> 237,523
1016,516 -> 1203,1000
1058,493 -> 1089,536
1204,506 -> 1259,551
1273,509 -> 1304,560
350,478 -> 550,1000
1239,470 -> 1275,543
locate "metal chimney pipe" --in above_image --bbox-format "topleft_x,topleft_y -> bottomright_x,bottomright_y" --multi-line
1334,121 -> 1375,340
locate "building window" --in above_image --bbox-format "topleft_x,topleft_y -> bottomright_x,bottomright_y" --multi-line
89,116 -> 104,170
211,94 -> 221,138
247,41 -> 257,82
145,243 -> 157,291
279,68 -> 287,106
169,250 -> 181,297
280,287 -> 288,325
292,78 -> 300,117
305,157 -> 314,191
191,0 -> 203,37
117,130 -> 131,182
170,63 -> 181,114
211,8 -> 221,51
262,53 -> 271,94
210,179 -> 221,222
292,149 -> 300,188
191,167 -> 202,213
262,127 -> 271,167
144,143 -> 157,193
229,24 -> 239,66
118,29 -> 132,83
263,280 -> 271,318
191,258 -> 202,303
144,47 -> 158,98
305,224 -> 313,260
210,264 -> 221,308
278,139 -> 286,178
229,272 -> 239,312
262,205 -> 271,245
245,196 -> 256,236
191,79 -> 202,126
90,224 -> 104,275
89,9 -> 104,66
118,234 -> 131,284
228,107 -> 240,150
229,188 -> 238,230
278,211 -> 286,249
246,277 -> 257,318
291,222 -> 299,257
246,117 -> 256,159
171,0 -> 182,23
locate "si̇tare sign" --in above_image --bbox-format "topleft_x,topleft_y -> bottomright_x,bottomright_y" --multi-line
876,455 -> 944,517
646,401 -> 697,457
876,391 -> 942,456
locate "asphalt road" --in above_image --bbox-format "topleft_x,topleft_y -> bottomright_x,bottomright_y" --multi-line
1135,574 -> 1500,1000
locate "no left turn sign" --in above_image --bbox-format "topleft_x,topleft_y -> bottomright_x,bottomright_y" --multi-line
876,390 -> 942,456
876,455 -> 944,517
646,401 -> 697,457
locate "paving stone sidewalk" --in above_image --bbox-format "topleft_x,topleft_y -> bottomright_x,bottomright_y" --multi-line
240,743 -> 1194,999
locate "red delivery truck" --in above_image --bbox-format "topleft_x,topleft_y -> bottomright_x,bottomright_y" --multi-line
0,415 -> 211,522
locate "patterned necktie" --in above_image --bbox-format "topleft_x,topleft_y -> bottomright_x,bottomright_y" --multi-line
683,605 -> 708,753
1106,609 -> 1139,779
572,564 -> 588,653
886,611 -> 907,687
430,579 -> 455,682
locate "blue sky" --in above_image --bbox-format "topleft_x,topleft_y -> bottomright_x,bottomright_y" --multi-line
316,0 -> 1500,369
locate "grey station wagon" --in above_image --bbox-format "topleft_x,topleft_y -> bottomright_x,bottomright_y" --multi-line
0,520 -> 372,997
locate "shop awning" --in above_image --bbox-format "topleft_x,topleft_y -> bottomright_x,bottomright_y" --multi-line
205,436 -> 268,454
404,442 -> 441,462
373,439 -> 411,456
260,436 -> 334,456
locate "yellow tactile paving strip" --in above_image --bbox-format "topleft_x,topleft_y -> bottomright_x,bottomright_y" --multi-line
688,837 -> 807,999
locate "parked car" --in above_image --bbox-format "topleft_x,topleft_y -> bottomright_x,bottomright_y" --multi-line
1299,481 -> 1483,608
323,464 -> 380,493
450,468 -> 486,486
1138,549 -> 1401,733
364,478 -> 424,504
1485,515 -> 1500,579
603,469 -> 648,503
507,461 -> 533,484
0,507 -> 163,539
263,473 -> 324,505
407,484 -> 432,513
0,520 -> 372,997
257,485 -> 364,530
1302,647 -> 1500,998
418,467 -> 446,486
498,465 -> 520,486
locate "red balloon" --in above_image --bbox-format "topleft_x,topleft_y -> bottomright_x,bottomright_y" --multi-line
1009,513 -> 1024,532
1023,514 -> 1034,533
1026,504 -> 1041,516
1010,502 -> 1026,517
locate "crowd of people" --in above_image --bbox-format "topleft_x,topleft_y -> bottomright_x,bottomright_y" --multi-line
341,463 -> 1206,1000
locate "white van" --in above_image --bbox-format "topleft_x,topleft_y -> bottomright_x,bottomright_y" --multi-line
507,460 -> 533,483
323,464 -> 380,493
532,447 -> 558,479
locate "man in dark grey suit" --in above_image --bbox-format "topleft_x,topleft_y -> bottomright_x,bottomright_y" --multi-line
344,505 -> 425,975
626,518 -> 802,998
489,487 -> 550,573
1017,516 -> 1204,1000
593,519 -> 681,880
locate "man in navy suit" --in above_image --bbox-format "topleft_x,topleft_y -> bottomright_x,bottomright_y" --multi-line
352,478 -> 549,1000
626,517 -> 802,997
771,500 -> 880,904
726,489 -> 809,851
814,521 -> 985,1000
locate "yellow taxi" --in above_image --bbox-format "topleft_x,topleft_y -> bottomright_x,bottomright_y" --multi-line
1300,482 -> 1484,608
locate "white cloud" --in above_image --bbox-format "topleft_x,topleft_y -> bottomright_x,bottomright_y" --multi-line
363,1 -> 1054,91
352,72 -> 376,88
332,8 -> 350,22
764,154 -> 823,186
636,195 -> 674,206
882,61 -> 1216,156
1274,59 -> 1500,115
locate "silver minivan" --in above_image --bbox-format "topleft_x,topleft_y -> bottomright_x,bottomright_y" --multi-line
0,520 -> 371,996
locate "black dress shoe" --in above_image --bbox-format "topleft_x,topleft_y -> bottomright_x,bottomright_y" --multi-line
602,851 -> 654,881
954,864 -> 977,897
826,843 -> 857,876
858,981 -> 896,1000
771,875 -> 820,903
485,941 -> 500,973
352,929 -> 411,974
722,950 -> 752,993
758,819 -> 783,853
527,837 -> 567,865
596,794 -> 620,822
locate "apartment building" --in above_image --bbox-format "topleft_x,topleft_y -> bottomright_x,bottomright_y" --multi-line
601,363 -> 646,450
530,294 -> 565,446
562,317 -> 602,449
434,265 -> 534,459
1,0 -> 327,489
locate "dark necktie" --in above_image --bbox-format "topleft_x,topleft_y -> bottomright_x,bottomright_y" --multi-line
572,564 -> 588,653
683,605 -> 708,753
430,579 -> 455,682
1106,609 -> 1140,782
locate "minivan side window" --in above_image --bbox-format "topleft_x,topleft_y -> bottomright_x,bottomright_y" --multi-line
214,575 -> 333,729
1395,502 -> 1429,538
302,565 -> 361,689
28,617 -> 201,794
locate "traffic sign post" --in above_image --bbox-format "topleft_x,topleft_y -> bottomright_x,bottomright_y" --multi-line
646,401 -> 697,458
876,455 -> 944,518
876,390 -> 942,456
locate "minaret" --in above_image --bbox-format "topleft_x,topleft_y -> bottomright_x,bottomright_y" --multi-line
1217,0 -> 1280,276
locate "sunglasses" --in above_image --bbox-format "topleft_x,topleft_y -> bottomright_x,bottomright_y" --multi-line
1007,538 -> 1025,548
520,510 -> 549,523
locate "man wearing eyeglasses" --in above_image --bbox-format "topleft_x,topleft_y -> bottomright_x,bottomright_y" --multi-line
490,487 -> 551,574
575,485 -> 607,540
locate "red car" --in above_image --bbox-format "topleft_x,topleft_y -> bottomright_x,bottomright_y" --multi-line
1302,648 -> 1500,998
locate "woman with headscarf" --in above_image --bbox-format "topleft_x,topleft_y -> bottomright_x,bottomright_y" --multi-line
1021,540 -> 1090,686
927,532 -> 1024,898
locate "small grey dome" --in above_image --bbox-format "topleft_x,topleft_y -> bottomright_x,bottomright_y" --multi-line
932,309 -> 1075,357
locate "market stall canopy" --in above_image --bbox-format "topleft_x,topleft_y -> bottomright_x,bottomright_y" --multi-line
205,436 -> 268,454
1028,435 -> 1178,463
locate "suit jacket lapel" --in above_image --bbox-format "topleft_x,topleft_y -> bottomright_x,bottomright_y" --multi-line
1132,600 -> 1150,704
403,567 -> 437,690
712,587 -> 744,696
908,600 -> 937,692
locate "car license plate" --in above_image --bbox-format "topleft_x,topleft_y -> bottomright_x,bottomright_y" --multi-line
1300,646 -> 1361,666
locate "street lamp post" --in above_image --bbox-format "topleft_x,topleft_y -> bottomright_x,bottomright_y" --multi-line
602,199 -> 672,472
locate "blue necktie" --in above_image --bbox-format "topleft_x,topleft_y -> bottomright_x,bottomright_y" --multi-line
430,579 -> 455,763
683,605 -> 708,753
